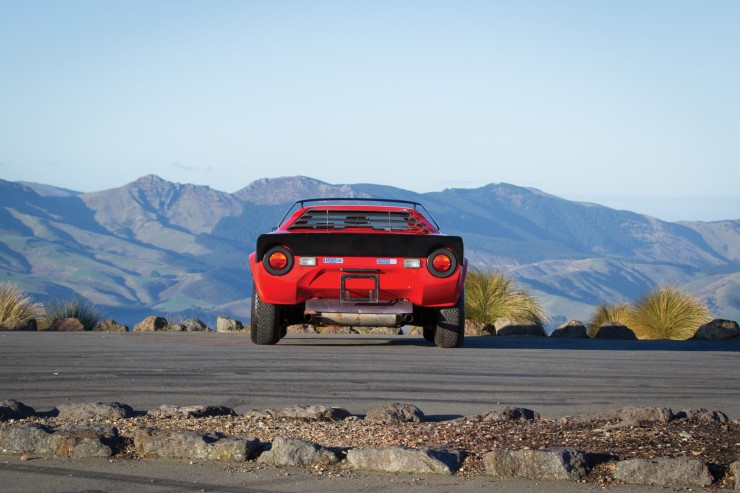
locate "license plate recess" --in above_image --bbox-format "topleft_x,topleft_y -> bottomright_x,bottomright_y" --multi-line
340,273 -> 379,303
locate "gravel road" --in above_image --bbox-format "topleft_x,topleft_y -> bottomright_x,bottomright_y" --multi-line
1,331 -> 738,492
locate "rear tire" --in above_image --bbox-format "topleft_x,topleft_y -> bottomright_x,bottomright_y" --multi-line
434,289 -> 465,348
250,284 -> 282,345
422,326 -> 435,342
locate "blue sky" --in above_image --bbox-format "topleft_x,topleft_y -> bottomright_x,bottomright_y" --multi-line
1,1 -> 738,221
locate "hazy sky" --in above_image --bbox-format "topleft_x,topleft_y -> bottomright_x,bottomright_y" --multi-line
1,1 -> 738,221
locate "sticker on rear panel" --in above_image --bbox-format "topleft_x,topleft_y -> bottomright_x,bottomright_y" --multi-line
376,258 -> 397,265
323,257 -> 344,264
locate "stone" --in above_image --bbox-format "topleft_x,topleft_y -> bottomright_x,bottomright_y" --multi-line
317,326 -> 354,335
133,428 -> 258,461
483,448 -> 589,481
613,458 -> 713,487
244,405 -> 351,421
55,402 -> 135,420
133,316 -> 168,332
0,318 -> 37,331
0,423 -> 119,458
365,403 -> 425,423
216,316 -> 243,333
550,320 -> 589,338
468,407 -> 540,423
46,317 -> 85,332
179,318 -> 209,332
352,327 -> 403,335
347,446 -> 463,475
674,408 -> 729,423
93,320 -> 129,332
730,461 -> 739,490
494,318 -> 546,337
563,406 -> 673,425
257,436 -> 339,466
0,399 -> 36,421
148,405 -> 236,419
464,320 -> 495,336
594,323 -> 638,340
692,319 -> 739,340
286,324 -> 317,334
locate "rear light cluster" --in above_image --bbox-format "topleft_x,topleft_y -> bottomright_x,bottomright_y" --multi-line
263,246 -> 293,276
426,248 -> 457,278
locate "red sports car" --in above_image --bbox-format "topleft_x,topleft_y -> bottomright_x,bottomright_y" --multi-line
249,198 -> 467,347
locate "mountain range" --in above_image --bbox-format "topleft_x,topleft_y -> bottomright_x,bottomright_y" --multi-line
1,175 -> 738,328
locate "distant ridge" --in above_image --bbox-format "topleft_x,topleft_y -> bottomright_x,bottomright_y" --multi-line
1,175 -> 738,327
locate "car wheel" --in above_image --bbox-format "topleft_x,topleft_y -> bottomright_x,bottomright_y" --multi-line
422,325 -> 435,342
250,283 -> 282,345
434,289 -> 465,348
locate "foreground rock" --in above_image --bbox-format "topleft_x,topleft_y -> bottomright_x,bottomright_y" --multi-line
167,318 -> 209,332
133,316 -> 168,332
731,462 -> 740,490
483,448 -> 589,481
494,318 -> 546,337
594,323 -> 638,340
46,317 -> 85,332
613,458 -> 713,487
0,318 -> 37,331
0,399 -> 35,421
464,407 -> 540,423
692,319 -> 739,340
257,436 -> 339,466
351,327 -> 403,335
55,402 -> 135,420
149,405 -> 235,419
347,446 -> 463,475
365,403 -> 425,423
563,406 -> 673,425
244,405 -> 350,421
134,428 -> 258,461
0,423 -> 119,458
674,408 -> 729,423
550,320 -> 588,338
463,320 -> 495,336
93,320 -> 129,332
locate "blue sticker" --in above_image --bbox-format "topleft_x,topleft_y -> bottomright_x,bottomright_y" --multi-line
376,258 -> 397,265
323,258 -> 344,264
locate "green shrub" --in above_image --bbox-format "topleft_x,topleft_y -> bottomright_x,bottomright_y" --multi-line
587,301 -> 631,337
0,282 -> 43,329
42,297 -> 105,331
627,286 -> 711,340
464,270 -> 548,327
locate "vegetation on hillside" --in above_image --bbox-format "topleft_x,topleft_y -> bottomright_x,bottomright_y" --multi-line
0,282 -> 43,329
465,270 -> 549,327
42,297 -> 105,331
589,287 -> 711,340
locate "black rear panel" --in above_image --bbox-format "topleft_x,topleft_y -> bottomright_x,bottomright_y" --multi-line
256,233 -> 464,263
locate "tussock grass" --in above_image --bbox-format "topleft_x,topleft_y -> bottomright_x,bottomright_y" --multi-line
42,297 -> 105,331
464,270 -> 549,327
627,286 -> 711,340
587,302 -> 632,338
0,282 -> 43,329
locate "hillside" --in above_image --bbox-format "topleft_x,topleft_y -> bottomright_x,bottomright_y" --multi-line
1,176 -> 738,327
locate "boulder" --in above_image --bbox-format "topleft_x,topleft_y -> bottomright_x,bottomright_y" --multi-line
730,461 -> 739,490
613,458 -> 713,487
594,323 -> 638,340
55,402 -> 135,420
550,321 -> 588,338
286,324 -> 317,334
692,319 -> 739,340
133,316 -> 168,332
464,320 -> 495,336
257,436 -> 339,466
674,408 -> 729,423
465,407 -> 540,423
483,448 -> 589,481
0,318 -> 37,331
133,428 -> 258,461
93,320 -> 128,332
244,405 -> 351,421
46,318 -> 85,332
317,326 -> 354,335
352,327 -> 403,335
494,318 -> 546,337
0,399 -> 36,421
179,318 -> 209,332
0,423 -> 119,458
148,405 -> 236,419
562,406 -> 673,425
347,446 -> 463,475
216,316 -> 244,333
365,403 -> 425,423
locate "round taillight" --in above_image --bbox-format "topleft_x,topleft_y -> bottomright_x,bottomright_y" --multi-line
432,253 -> 452,272
263,245 -> 293,275
268,251 -> 288,270
427,247 -> 458,278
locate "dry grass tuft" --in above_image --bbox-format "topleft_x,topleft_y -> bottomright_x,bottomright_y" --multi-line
587,302 -> 632,337
0,282 -> 43,329
465,270 -> 548,327
42,297 -> 105,331
627,286 -> 711,340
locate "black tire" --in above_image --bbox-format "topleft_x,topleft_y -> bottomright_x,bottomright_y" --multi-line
434,289 -> 465,348
250,284 -> 282,345
422,326 -> 435,342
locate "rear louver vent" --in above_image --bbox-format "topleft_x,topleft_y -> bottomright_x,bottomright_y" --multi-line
288,210 -> 429,233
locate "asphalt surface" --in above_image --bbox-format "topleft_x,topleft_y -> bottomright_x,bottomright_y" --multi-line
1,331 -> 739,492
